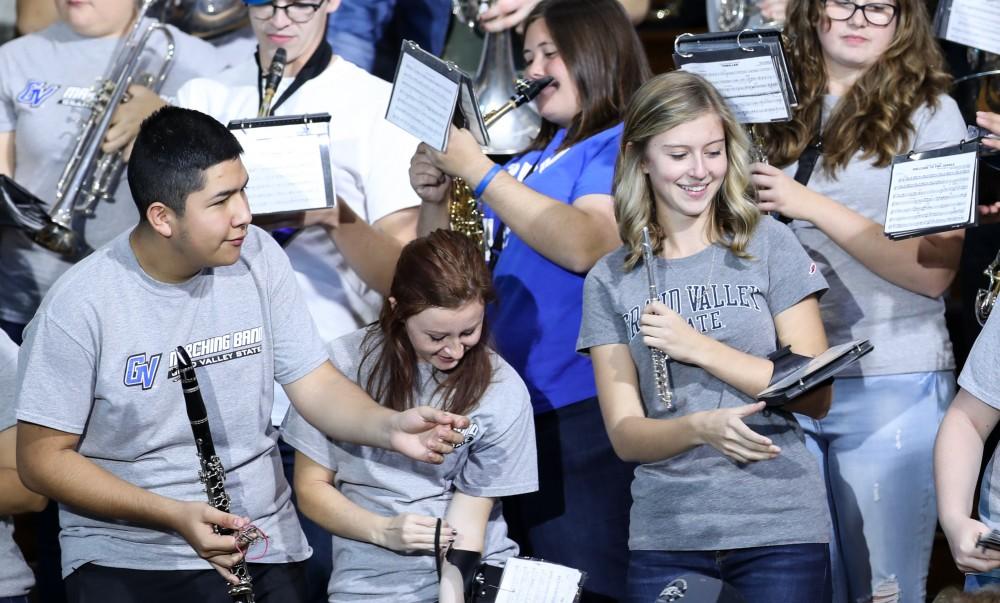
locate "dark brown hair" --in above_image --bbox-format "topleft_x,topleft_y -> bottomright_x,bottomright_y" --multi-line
524,0 -> 652,151
360,230 -> 497,416
760,0 -> 951,174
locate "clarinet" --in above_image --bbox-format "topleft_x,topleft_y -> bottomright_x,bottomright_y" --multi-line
641,227 -> 675,410
176,346 -> 257,603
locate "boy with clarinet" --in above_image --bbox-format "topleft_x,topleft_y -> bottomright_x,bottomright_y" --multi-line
12,106 -> 468,603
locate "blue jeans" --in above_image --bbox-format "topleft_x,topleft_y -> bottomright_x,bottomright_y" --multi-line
0,596 -> 30,603
797,372 -> 954,603
625,544 -> 831,603
966,572 -> 1000,591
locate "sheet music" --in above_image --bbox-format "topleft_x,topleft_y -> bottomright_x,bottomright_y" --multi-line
679,55 -> 789,123
494,558 -> 583,603
232,121 -> 335,215
943,0 -> 1000,55
386,51 -> 460,151
884,150 -> 976,235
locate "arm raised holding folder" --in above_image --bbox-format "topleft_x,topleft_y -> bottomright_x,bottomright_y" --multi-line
750,1 -> 966,600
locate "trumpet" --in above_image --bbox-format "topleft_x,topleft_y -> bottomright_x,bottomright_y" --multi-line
641,227 -> 675,410
976,249 -> 1000,326
448,77 -> 553,249
34,0 -> 175,256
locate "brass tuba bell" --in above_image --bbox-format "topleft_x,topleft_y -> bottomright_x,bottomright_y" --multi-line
446,0 -> 549,250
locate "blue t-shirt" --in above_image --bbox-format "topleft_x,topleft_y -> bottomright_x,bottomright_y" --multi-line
484,123 -> 622,413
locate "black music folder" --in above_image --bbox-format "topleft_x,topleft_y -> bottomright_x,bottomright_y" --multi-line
934,0 -> 1000,56
978,529 -> 1000,551
883,140 -> 979,240
385,40 -> 488,151
673,28 -> 796,124
758,340 -> 874,406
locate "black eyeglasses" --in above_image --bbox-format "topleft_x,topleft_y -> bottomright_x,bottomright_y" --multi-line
248,1 -> 325,23
823,0 -> 898,26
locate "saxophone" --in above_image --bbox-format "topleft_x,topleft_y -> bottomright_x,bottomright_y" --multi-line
448,77 -> 553,250
176,347 -> 261,603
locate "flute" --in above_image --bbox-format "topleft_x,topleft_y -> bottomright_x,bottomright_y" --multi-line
176,346 -> 257,603
641,227 -> 675,410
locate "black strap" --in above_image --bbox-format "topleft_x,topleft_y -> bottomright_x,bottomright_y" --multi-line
793,113 -> 824,187
445,548 -> 483,594
434,518 -> 443,580
255,41 -> 333,116
793,139 -> 823,187
775,124 -> 823,224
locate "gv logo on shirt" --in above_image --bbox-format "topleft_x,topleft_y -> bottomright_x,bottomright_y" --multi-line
123,353 -> 162,390
16,80 -> 60,108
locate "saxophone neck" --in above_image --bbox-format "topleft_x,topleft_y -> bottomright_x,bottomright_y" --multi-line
482,100 -> 517,129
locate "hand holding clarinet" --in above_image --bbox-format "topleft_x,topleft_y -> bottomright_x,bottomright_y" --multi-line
176,346 -> 264,601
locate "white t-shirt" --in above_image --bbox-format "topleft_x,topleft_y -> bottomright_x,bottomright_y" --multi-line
178,56 -> 421,424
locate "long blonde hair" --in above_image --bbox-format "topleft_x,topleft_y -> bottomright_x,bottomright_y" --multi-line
761,0 -> 951,173
615,71 -> 759,270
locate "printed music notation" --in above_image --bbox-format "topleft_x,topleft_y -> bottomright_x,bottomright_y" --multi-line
679,55 -> 789,123
385,51 -> 460,151
942,0 -> 1000,56
233,120 -> 335,215
884,149 -> 977,238
494,558 -> 583,603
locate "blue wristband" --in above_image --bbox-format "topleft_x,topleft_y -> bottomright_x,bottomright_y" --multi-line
472,164 -> 503,199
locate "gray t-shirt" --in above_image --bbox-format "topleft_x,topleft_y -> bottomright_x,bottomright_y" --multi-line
0,20 -> 228,324
578,218 -> 831,551
0,330 -> 33,597
958,310 -> 1000,560
15,226 -> 327,576
783,94 -> 966,376
282,327 -> 538,602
